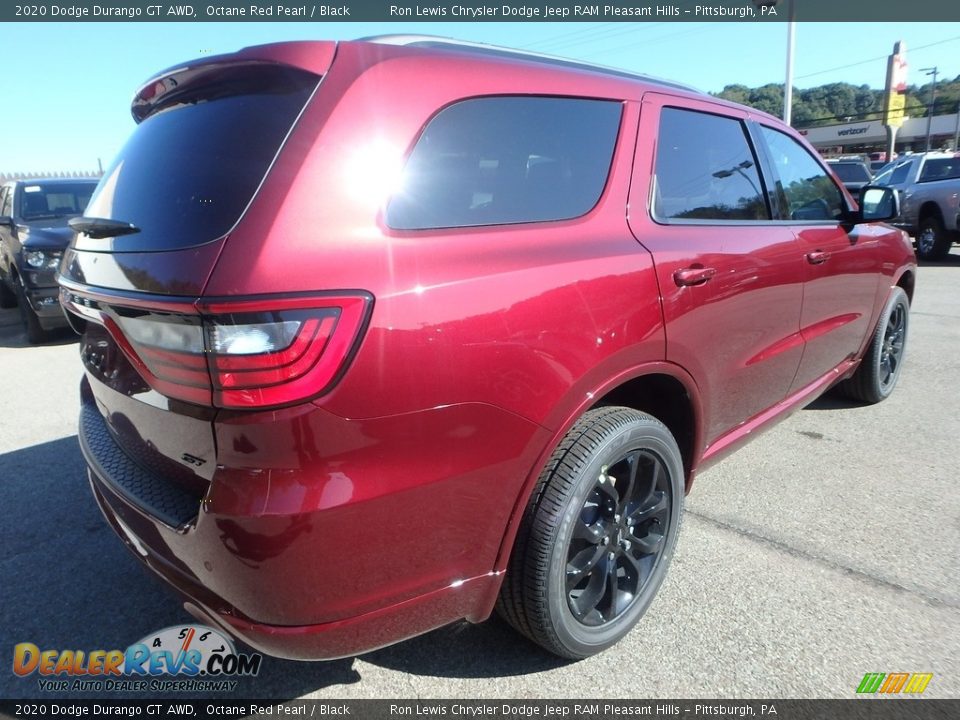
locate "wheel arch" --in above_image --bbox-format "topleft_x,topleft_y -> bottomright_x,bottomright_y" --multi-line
895,268 -> 915,304
588,373 -> 698,486
918,201 -> 944,223
492,363 -> 702,575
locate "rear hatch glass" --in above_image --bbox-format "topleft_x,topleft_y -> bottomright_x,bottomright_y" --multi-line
830,163 -> 871,183
78,63 -> 319,253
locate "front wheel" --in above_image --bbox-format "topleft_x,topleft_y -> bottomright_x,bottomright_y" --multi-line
838,287 -> 909,404
916,214 -> 953,261
497,407 -> 684,659
16,277 -> 49,344
0,278 -> 16,309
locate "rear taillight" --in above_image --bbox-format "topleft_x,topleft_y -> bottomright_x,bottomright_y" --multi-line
63,291 -> 371,409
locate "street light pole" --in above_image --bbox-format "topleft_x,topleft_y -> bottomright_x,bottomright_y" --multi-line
920,66 -> 939,151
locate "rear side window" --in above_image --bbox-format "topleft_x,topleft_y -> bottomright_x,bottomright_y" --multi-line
759,126 -> 844,222
83,64 -> 319,251
386,96 -> 622,230
653,107 -> 768,222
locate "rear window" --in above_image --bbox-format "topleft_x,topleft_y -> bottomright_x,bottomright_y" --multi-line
386,96 -> 622,230
82,64 -> 319,252
919,158 -> 960,183
18,182 -> 97,220
829,163 -> 871,183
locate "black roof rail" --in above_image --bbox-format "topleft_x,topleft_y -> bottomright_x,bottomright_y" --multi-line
359,34 -> 704,95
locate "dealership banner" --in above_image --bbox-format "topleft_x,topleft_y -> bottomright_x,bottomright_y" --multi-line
1,700 -> 958,719
3,0 -> 960,22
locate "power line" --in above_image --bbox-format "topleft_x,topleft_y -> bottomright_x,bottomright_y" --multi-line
577,25 -> 716,62
795,36 -> 960,81
523,22 -> 670,55
519,23 -> 621,51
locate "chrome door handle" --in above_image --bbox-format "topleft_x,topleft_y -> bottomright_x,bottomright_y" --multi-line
673,266 -> 716,287
806,250 -> 831,265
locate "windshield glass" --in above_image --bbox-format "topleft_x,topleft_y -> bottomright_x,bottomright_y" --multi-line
872,160 -> 911,186
19,182 -> 97,220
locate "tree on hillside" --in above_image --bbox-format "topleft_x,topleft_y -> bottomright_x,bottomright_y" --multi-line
714,76 -> 960,127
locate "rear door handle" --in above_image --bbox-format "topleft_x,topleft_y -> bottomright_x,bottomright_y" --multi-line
806,250 -> 831,265
673,266 -> 716,287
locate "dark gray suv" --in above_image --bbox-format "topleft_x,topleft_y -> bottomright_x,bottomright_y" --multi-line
0,178 -> 98,342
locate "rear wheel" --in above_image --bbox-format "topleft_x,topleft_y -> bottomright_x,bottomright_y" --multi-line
916,214 -> 953,261
838,287 -> 909,404
497,407 -> 684,659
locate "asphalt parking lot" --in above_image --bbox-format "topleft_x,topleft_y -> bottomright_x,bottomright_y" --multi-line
1,253 -> 958,701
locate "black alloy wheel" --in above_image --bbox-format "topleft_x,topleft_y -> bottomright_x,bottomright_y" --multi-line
838,286 -> 910,404
566,448 -> 671,626
497,406 -> 684,659
877,298 -> 907,395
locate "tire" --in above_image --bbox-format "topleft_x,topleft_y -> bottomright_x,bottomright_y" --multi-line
497,406 -> 684,659
0,278 -> 16,309
915,214 -> 953,261
15,276 -> 49,344
838,287 -> 909,404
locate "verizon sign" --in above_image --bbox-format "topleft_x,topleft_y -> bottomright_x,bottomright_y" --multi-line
801,121 -> 886,145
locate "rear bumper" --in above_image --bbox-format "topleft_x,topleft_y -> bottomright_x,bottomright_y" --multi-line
79,379 -> 543,659
89,473 -> 495,660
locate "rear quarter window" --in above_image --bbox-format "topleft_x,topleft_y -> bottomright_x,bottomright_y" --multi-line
386,96 -> 622,230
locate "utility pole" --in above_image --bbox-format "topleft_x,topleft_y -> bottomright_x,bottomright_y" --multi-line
750,0 -> 795,125
953,101 -> 960,152
783,0 -> 795,125
920,66 -> 938,151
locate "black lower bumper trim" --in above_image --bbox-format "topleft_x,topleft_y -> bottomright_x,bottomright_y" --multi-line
79,402 -> 202,529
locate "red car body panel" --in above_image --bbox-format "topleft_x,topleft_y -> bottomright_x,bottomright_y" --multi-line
62,39 -> 917,660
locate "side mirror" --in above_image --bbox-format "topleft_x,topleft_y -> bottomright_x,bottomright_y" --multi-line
0,216 -> 13,228
856,186 -> 900,223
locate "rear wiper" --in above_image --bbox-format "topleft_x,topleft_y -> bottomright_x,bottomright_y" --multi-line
69,216 -> 141,239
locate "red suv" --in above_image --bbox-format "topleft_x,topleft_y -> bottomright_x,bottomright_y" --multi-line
60,37 -> 914,661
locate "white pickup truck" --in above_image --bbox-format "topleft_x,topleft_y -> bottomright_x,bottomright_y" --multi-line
872,152 -> 960,260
